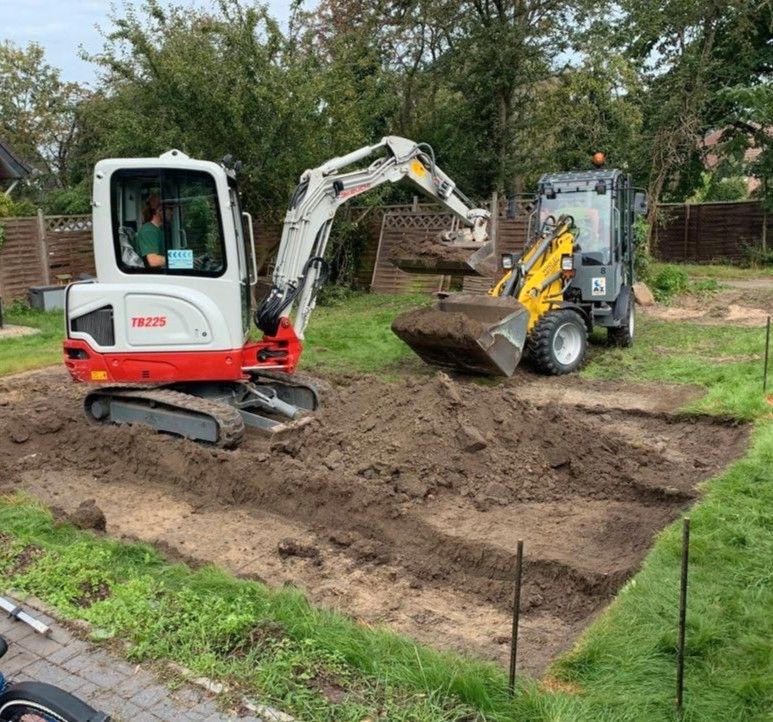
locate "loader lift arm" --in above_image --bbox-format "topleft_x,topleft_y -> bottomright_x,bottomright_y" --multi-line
255,136 -> 490,343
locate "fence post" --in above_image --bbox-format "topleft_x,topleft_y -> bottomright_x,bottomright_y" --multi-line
36,209 -> 51,286
490,191 -> 499,256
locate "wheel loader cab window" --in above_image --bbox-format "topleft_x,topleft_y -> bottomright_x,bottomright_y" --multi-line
540,190 -> 612,264
111,169 -> 226,277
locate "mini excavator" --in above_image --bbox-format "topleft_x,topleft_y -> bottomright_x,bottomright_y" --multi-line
63,137 -> 491,447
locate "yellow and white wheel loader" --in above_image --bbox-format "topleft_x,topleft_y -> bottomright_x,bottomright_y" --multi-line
392,168 -> 647,376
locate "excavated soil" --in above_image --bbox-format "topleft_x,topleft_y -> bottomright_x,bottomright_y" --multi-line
388,234 -> 478,263
642,287 -> 773,326
392,308 -> 488,348
0,368 -> 749,674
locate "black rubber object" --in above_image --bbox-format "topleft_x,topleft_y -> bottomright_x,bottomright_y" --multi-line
608,287 -> 635,347
529,309 -> 588,375
0,681 -> 110,722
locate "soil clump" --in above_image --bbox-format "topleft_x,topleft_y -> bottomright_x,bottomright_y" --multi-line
388,234 -> 479,263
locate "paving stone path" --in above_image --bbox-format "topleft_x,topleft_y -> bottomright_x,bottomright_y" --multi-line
1,602 -> 270,722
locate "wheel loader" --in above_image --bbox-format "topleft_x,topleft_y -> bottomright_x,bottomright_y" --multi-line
392,166 -> 647,376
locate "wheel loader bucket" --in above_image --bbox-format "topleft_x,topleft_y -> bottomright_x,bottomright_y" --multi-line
392,294 -> 530,377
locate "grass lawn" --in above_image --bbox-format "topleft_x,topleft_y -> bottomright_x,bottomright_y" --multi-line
584,315 -> 770,420
0,305 -> 64,375
301,292 -> 431,375
651,262 -> 773,281
1,281 -> 771,720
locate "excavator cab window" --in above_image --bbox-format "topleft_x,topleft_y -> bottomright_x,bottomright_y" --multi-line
111,168 -> 227,277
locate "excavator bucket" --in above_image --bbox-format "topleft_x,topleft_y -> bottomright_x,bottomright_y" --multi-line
392,294 -> 530,377
391,241 -> 497,277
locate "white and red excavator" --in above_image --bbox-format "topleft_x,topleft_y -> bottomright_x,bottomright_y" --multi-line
63,138 -> 494,446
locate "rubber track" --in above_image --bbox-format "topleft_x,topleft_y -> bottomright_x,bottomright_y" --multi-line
85,387 -> 245,448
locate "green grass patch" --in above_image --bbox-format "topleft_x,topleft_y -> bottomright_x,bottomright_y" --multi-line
651,262 -> 773,281
584,315 -> 770,420
0,496 -> 514,721
300,292 -> 432,375
0,305 -> 64,375
550,422 -> 773,722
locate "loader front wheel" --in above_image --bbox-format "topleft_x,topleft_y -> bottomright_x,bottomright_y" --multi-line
529,310 -> 588,375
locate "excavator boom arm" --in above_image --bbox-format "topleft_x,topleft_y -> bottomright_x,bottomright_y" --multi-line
255,136 -> 489,340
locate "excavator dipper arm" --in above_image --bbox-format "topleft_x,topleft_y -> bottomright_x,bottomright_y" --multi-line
255,137 -> 489,345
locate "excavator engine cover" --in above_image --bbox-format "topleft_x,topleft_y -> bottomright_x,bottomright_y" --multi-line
392,294 -> 529,377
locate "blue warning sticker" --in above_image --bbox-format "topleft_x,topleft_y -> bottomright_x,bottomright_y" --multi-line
168,249 -> 194,269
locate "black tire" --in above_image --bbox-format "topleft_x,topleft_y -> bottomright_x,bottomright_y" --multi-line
0,681 -> 110,722
607,292 -> 635,347
529,309 -> 588,375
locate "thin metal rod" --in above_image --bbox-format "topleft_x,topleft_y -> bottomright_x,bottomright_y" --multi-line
764,316 -> 771,394
508,540 -> 524,698
676,518 -> 690,710
0,596 -> 50,636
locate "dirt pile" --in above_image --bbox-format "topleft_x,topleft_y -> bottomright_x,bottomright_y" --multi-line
0,368 -> 749,672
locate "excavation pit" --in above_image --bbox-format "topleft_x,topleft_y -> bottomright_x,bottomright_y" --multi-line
0,368 -> 748,674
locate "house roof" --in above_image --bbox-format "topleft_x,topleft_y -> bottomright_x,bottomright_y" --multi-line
0,137 -> 33,180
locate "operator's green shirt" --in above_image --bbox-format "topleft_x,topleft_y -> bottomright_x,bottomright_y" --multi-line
136,222 -> 164,258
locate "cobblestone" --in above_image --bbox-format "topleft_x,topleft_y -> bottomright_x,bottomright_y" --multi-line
0,598 -> 283,721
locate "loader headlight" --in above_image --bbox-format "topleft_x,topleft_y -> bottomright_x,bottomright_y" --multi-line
501,254 -> 514,270
561,255 -> 574,271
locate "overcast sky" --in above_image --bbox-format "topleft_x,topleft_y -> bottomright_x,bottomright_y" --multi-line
0,0 -> 294,86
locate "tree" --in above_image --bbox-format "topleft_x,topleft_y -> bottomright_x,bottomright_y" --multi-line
609,0 -> 770,219
0,41 -> 86,191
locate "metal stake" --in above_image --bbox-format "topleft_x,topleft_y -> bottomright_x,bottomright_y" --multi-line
764,316 -> 770,394
508,540 -> 524,698
676,518 -> 690,711
0,596 -> 51,636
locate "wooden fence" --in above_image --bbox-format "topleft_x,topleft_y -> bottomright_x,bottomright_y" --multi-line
0,212 -> 95,302
1,199 -> 767,304
368,197 -> 531,294
653,200 -> 768,263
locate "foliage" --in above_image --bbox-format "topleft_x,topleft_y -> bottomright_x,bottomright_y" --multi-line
605,0 -> 769,217
654,262 -> 773,280
0,41 -> 86,201
647,264 -> 689,302
44,184 -> 91,215
0,193 -> 35,218
689,171 -> 750,203
633,216 -> 652,281
743,243 -> 773,268
2,1 -> 767,282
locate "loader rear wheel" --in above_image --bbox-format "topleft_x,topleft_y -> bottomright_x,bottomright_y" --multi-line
529,310 -> 587,375
607,293 -> 635,347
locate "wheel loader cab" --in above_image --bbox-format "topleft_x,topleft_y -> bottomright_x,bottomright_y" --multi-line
534,169 -> 638,332
64,150 -> 257,386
